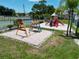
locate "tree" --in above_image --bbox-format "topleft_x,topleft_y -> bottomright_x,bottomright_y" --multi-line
60,0 -> 79,36
55,8 -> 61,19
39,0 -> 46,4
0,6 -> 6,15
0,5 -> 16,16
46,5 -> 55,15
75,9 -> 79,15
32,0 -> 47,19
31,0 -> 55,19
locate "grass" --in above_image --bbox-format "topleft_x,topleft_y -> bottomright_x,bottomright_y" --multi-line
60,19 -> 68,24
0,30 -> 79,59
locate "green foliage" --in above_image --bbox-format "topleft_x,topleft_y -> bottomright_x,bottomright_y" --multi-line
55,8 -> 61,15
39,0 -> 47,4
60,19 -> 68,24
30,0 -> 55,19
7,25 -> 14,30
66,0 -> 78,9
74,9 -> 79,15
0,5 -> 16,16
60,0 -> 79,9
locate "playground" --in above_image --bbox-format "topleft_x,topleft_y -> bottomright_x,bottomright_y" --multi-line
0,20 -> 69,48
40,23 -> 68,31
39,13 -> 67,31
0,28 -> 52,48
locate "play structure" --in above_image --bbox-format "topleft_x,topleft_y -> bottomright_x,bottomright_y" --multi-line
30,20 -> 41,32
16,19 -> 29,37
53,16 -> 64,27
49,13 -> 64,27
16,19 -> 41,37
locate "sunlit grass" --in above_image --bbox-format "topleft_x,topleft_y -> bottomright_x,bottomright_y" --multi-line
0,30 -> 79,59
60,19 -> 68,24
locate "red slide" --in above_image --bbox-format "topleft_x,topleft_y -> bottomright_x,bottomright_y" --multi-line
53,16 -> 64,27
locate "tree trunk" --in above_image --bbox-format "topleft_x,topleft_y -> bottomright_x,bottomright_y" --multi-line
66,18 -> 70,36
69,9 -> 73,35
75,26 -> 78,36
66,9 -> 71,36
75,21 -> 79,36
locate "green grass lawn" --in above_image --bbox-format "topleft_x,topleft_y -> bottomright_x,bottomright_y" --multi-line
60,19 -> 68,24
0,30 -> 79,59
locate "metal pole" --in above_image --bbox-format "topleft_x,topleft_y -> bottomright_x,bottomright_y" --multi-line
23,4 -> 26,16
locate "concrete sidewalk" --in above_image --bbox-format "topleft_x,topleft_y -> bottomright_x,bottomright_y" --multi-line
74,39 -> 79,45
0,28 -> 53,48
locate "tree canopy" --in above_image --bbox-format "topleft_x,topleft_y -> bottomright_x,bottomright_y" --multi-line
60,0 -> 79,36
30,0 -> 55,19
60,0 -> 79,9
0,5 -> 16,16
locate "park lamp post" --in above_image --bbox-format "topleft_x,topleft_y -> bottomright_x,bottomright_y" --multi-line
23,4 -> 26,16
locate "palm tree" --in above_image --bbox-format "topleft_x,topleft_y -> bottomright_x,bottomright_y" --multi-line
60,0 -> 79,36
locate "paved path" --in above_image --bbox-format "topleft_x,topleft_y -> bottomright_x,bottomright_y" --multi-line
0,28 -> 52,48
40,23 -> 68,31
74,39 -> 79,45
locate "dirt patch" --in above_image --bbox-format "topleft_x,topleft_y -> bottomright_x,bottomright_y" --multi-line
26,48 -> 41,55
47,38 -> 64,47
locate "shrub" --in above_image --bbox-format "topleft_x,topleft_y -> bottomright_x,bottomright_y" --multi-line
7,25 -> 14,30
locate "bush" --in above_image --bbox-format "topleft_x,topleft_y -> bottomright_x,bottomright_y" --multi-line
7,25 -> 14,30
